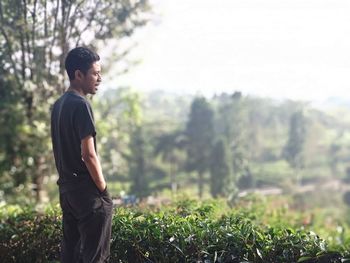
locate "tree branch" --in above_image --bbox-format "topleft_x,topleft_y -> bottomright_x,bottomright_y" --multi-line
22,0 -> 32,80
74,0 -> 103,46
0,2 -> 21,85
48,0 -> 60,77
31,0 -> 38,81
67,0 -> 85,41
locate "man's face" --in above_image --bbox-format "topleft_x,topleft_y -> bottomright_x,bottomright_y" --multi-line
81,62 -> 101,95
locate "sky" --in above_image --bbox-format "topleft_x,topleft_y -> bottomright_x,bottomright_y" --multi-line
102,0 -> 350,102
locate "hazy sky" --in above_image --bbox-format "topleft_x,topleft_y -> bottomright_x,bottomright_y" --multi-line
104,0 -> 350,102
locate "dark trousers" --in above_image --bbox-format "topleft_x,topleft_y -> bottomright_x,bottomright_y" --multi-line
59,182 -> 113,263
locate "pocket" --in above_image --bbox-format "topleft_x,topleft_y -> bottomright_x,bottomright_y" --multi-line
99,187 -> 113,210
99,186 -> 108,195
67,189 -> 103,220
99,185 -> 112,198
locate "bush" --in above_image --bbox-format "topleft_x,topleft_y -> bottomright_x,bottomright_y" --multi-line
0,205 -> 61,263
0,201 -> 349,263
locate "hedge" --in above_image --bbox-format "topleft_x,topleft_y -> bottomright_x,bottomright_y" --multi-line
1,202 -> 349,263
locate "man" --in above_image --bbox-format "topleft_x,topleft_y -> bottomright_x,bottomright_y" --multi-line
51,47 -> 113,263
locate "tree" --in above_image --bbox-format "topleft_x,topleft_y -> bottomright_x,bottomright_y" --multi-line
0,75 -> 33,202
283,110 -> 306,183
210,138 -> 232,198
185,97 -> 215,198
154,131 -> 186,194
0,0 -> 150,203
328,130 -> 345,177
215,92 -> 249,187
93,87 -> 152,197
93,87 -> 143,181
129,125 -> 149,198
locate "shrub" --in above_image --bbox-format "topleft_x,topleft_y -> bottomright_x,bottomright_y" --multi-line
0,205 -> 61,263
0,201 -> 349,263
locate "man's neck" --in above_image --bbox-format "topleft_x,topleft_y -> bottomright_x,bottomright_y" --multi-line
67,86 -> 85,97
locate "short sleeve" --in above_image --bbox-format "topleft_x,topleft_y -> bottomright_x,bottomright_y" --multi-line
75,101 -> 96,140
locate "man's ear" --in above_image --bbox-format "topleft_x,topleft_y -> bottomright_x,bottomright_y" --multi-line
74,70 -> 84,80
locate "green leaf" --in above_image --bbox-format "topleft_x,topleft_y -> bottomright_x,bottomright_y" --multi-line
297,256 -> 313,262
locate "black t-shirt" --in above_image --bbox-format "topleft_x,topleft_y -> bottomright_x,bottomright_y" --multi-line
51,91 -> 97,193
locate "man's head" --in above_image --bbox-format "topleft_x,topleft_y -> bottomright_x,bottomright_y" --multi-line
65,47 -> 102,95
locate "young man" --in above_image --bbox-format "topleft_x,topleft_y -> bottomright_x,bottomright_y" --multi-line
51,47 -> 113,263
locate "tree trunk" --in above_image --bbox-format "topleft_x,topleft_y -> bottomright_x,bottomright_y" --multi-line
169,162 -> 177,197
33,156 -> 47,204
198,171 -> 204,199
295,168 -> 302,187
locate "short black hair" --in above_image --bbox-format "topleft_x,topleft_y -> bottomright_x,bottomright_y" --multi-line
65,47 -> 100,81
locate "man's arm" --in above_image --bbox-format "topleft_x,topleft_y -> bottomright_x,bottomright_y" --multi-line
81,135 -> 106,192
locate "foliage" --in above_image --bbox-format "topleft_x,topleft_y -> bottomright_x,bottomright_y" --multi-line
210,138 -> 233,198
1,199 -> 350,263
154,130 -> 187,194
283,110 -> 307,171
186,97 -> 215,198
80,92 -> 350,200
214,92 -> 250,182
0,205 -> 62,263
0,0 -> 151,202
129,125 -> 150,197
93,87 -> 144,180
0,76 -> 32,196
